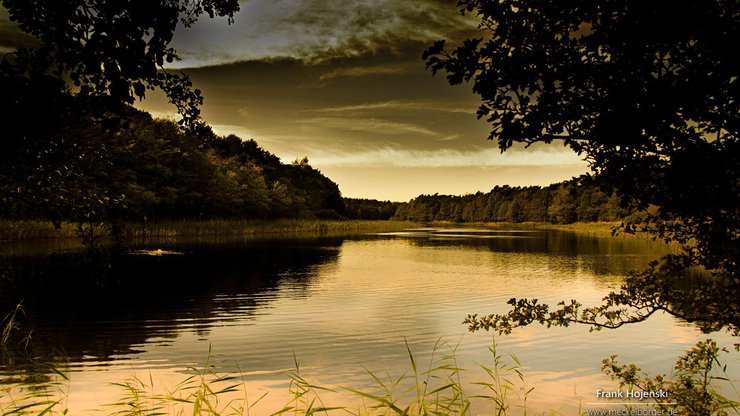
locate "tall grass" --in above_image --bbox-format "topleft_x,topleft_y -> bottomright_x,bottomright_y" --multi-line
0,338 -> 535,416
0,221 -> 79,241
535,222 -> 640,239
0,219 -> 417,242
535,222 -> 684,252
124,219 -> 417,241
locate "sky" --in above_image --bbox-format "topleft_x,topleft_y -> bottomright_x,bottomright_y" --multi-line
1,1 -> 588,201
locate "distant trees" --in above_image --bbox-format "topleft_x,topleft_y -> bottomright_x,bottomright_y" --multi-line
392,178 -> 631,224
344,199 -> 401,220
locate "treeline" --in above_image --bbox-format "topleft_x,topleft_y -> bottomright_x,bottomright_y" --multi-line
0,92 -> 344,224
1,75 -> 635,227
343,198 -> 401,220
390,178 -> 635,224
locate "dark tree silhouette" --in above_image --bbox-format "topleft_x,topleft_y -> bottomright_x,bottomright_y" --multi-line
1,0 -> 239,127
0,0 -> 346,227
425,1 -> 738,335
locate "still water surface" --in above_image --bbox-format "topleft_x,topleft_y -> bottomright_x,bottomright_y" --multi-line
0,227 -> 737,414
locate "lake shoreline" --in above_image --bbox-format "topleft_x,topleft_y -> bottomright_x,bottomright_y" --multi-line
0,219 -> 418,242
0,219 -> 663,243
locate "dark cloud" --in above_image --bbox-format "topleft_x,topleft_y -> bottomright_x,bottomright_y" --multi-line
274,0 -> 478,61
169,0 -> 479,66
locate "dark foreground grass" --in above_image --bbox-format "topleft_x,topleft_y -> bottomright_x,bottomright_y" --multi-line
0,339 -> 542,416
3,340 -> 735,416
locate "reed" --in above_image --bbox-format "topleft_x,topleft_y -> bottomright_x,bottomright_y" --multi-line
2,338 -> 732,415
535,221 -> 637,238
124,219 -> 417,240
535,221 -> 684,252
0,219 -> 417,242
0,220 -> 78,241
0,338 -> 534,416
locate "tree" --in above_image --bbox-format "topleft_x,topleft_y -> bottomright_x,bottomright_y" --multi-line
547,185 -> 576,224
0,1 -> 240,227
1,0 -> 239,128
425,2 -> 738,335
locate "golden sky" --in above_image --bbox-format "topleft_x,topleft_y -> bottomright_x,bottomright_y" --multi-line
1,1 -> 589,201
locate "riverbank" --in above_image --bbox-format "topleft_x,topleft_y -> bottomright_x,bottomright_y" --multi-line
534,221 -> 685,252
0,220 -> 686,261
535,221 -> 632,237
426,220 -> 646,239
0,219 -> 418,242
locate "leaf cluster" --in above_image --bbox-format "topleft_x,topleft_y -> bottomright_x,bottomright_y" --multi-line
465,254 -> 740,337
2,0 -> 240,128
602,339 -> 739,415
428,0 -> 739,350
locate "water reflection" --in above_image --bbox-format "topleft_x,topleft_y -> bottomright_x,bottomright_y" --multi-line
377,227 -> 668,277
0,239 -> 342,369
0,227 -> 734,414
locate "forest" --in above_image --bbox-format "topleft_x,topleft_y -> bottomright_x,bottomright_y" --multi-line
343,177 -> 635,224
1,79 -> 634,230
0,96 -> 346,226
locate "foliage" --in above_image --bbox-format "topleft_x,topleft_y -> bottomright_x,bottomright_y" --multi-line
602,339 -> 739,415
0,0 -> 356,257
465,255 -> 740,337
1,0 -> 239,128
426,0 -> 739,339
0,101 -> 346,227
0,0 -> 348,240
393,176 -> 632,224
343,199 -> 401,221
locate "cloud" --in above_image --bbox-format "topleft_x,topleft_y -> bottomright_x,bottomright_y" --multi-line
308,146 -> 587,168
210,124 -> 260,141
319,63 -> 416,80
308,100 -> 475,115
0,0 -> 478,68
169,0 -> 478,67
299,117 -> 440,137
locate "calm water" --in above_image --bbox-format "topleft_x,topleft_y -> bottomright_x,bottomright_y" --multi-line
0,227 -> 737,414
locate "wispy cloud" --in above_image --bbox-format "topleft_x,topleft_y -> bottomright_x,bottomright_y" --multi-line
210,124 -> 261,141
309,147 -> 587,168
309,100 -> 475,115
319,63 -> 416,80
299,117 -> 439,137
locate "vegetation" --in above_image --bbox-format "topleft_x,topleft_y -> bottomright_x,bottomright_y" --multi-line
424,1 -> 739,412
0,106 -> 347,230
0,0 -> 347,240
1,337 -> 735,415
343,199 -> 402,221
603,339 -> 739,415
1,0 -> 239,129
392,176 -> 633,224
426,0 -> 739,337
0,219 -> 416,242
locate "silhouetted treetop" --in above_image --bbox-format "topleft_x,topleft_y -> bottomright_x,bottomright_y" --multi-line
2,0 -> 239,127
426,1 -> 739,336
424,0 -> 737,161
